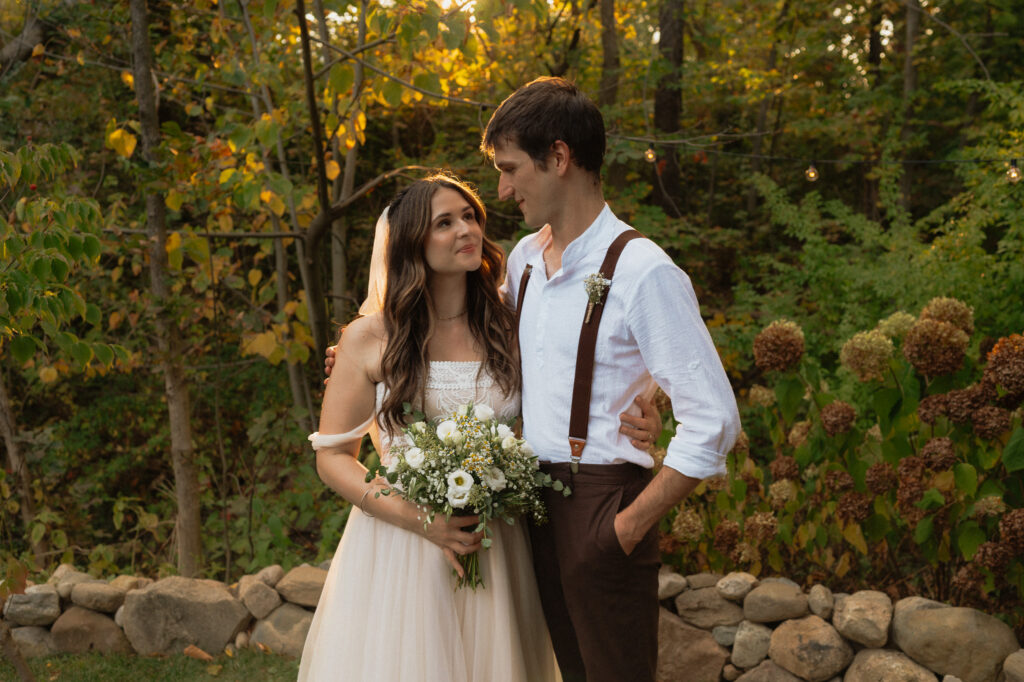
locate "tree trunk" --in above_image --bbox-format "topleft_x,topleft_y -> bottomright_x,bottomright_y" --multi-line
652,0 -> 684,216
130,0 -> 201,577
597,0 -> 619,107
746,0 -> 790,217
864,1 -> 884,221
0,369 -> 46,565
900,0 -> 921,212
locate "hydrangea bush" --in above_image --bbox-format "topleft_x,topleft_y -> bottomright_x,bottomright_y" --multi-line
661,297 -> 1024,622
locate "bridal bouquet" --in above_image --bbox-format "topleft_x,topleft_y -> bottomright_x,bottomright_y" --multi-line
366,402 -> 569,589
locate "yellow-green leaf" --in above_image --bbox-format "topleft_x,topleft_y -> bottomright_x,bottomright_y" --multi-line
242,330 -> 278,359
107,128 -> 137,158
325,160 -> 340,180
842,521 -> 868,554
165,189 -> 184,211
248,269 -> 262,286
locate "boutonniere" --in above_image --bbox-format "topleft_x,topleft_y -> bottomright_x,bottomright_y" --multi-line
583,272 -> 612,324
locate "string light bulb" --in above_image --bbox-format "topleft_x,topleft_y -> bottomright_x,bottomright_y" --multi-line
804,163 -> 819,182
644,148 -> 657,163
1008,160 -> 1021,184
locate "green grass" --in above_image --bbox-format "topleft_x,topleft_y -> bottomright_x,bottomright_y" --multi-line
0,650 -> 299,682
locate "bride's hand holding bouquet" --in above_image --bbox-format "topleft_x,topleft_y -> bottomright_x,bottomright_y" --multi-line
367,402 -> 569,589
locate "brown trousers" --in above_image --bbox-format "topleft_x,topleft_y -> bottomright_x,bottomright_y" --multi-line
529,462 -> 660,682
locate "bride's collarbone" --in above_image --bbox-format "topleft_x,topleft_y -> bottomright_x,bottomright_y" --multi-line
426,328 -> 483,363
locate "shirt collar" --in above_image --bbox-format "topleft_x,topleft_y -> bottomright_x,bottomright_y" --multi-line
560,204 -> 616,273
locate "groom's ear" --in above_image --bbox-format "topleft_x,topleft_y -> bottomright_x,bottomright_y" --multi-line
549,140 -> 572,177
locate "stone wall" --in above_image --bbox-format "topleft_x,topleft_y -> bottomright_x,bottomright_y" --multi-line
4,562 -> 1024,681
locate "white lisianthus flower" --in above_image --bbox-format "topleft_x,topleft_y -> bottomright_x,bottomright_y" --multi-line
501,434 -> 518,452
448,468 -> 473,492
474,404 -> 495,421
404,447 -> 425,470
496,423 -> 514,440
436,420 -> 458,443
482,466 -> 507,492
447,486 -> 471,509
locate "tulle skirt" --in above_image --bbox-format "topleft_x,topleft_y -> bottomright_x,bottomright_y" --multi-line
297,507 -> 561,682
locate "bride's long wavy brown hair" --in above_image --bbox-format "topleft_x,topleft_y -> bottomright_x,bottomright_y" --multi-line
377,173 -> 519,432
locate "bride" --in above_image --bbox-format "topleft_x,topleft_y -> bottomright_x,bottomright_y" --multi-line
299,172 -> 658,681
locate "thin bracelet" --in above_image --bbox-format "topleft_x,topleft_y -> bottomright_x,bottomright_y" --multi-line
358,487 -> 375,518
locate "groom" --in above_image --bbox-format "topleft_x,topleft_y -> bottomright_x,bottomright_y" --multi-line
481,77 -> 740,682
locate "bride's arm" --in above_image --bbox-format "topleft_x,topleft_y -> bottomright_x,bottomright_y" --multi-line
314,316 -> 483,573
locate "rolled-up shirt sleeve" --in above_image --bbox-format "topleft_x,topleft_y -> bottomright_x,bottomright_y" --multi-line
626,262 -> 740,479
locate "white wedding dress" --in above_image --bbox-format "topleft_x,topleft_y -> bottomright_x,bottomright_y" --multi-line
297,361 -> 561,682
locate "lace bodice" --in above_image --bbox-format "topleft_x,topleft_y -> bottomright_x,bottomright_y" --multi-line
372,361 -> 520,461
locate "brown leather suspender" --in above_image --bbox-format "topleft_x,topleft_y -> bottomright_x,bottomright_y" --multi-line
515,230 -> 644,473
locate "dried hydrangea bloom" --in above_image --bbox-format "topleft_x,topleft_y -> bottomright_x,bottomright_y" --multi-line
734,541 -> 760,564
999,508 -> 1024,554
952,564 -> 982,594
921,437 -> 957,471
865,462 -> 897,495
985,334 -> 1024,400
945,384 -> 992,424
920,297 -> 975,336
865,424 -> 882,442
650,446 -> 667,469
788,420 -> 812,448
917,394 -> 949,425
837,491 -> 872,523
826,469 -> 855,492
704,475 -> 728,492
876,311 -> 916,339
671,507 -> 704,543
903,319 -> 969,377
753,320 -> 805,372
973,541 -> 1012,571
973,406 -> 1012,440
840,329 -> 894,382
748,384 -> 776,407
769,455 -> 800,481
769,480 -> 795,509
973,496 -> 1007,518
897,456 -> 926,525
745,511 -> 779,544
820,400 -> 856,436
731,430 -> 750,456
713,519 -> 741,555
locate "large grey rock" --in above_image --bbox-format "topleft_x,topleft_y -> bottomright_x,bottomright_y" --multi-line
892,598 -> 1019,682
3,585 -> 60,626
833,590 -> 892,648
686,572 -> 724,589
744,581 -> 809,623
718,572 -> 759,602
736,660 -> 804,682
55,570 -> 98,599
675,586 -> 744,629
255,564 -> 285,587
808,584 -> 834,620
51,606 -> 133,654
46,563 -> 78,584
11,626 -> 56,658
732,620 -> 773,669
71,581 -> 126,613
844,649 -> 938,681
250,603 -> 313,658
275,565 -> 328,607
657,608 -> 729,682
658,566 -> 688,600
242,581 -> 282,620
121,576 -> 251,656
1005,650 -> 1024,682
768,615 -> 853,682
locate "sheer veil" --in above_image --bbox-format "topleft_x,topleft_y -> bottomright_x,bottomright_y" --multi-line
358,207 -> 389,317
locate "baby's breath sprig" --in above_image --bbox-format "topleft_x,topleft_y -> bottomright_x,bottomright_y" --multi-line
583,272 -> 611,324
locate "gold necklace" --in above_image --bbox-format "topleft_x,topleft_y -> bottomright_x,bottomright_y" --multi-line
437,309 -> 467,321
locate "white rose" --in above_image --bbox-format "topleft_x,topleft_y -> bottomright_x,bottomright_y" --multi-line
521,441 -> 534,457
501,434 -> 518,452
473,404 -> 495,421
385,455 -> 400,474
447,486 -> 471,509
481,466 -> 507,492
447,469 -> 473,494
436,420 -> 458,443
411,421 -> 427,434
404,447 -> 425,470
496,424 -> 514,440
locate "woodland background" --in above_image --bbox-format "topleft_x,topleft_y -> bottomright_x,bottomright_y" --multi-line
2,0 -> 1024,628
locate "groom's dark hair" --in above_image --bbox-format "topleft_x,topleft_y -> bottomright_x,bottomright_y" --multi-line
481,77 -> 605,177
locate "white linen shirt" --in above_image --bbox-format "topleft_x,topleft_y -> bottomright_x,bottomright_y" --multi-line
504,205 -> 740,479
